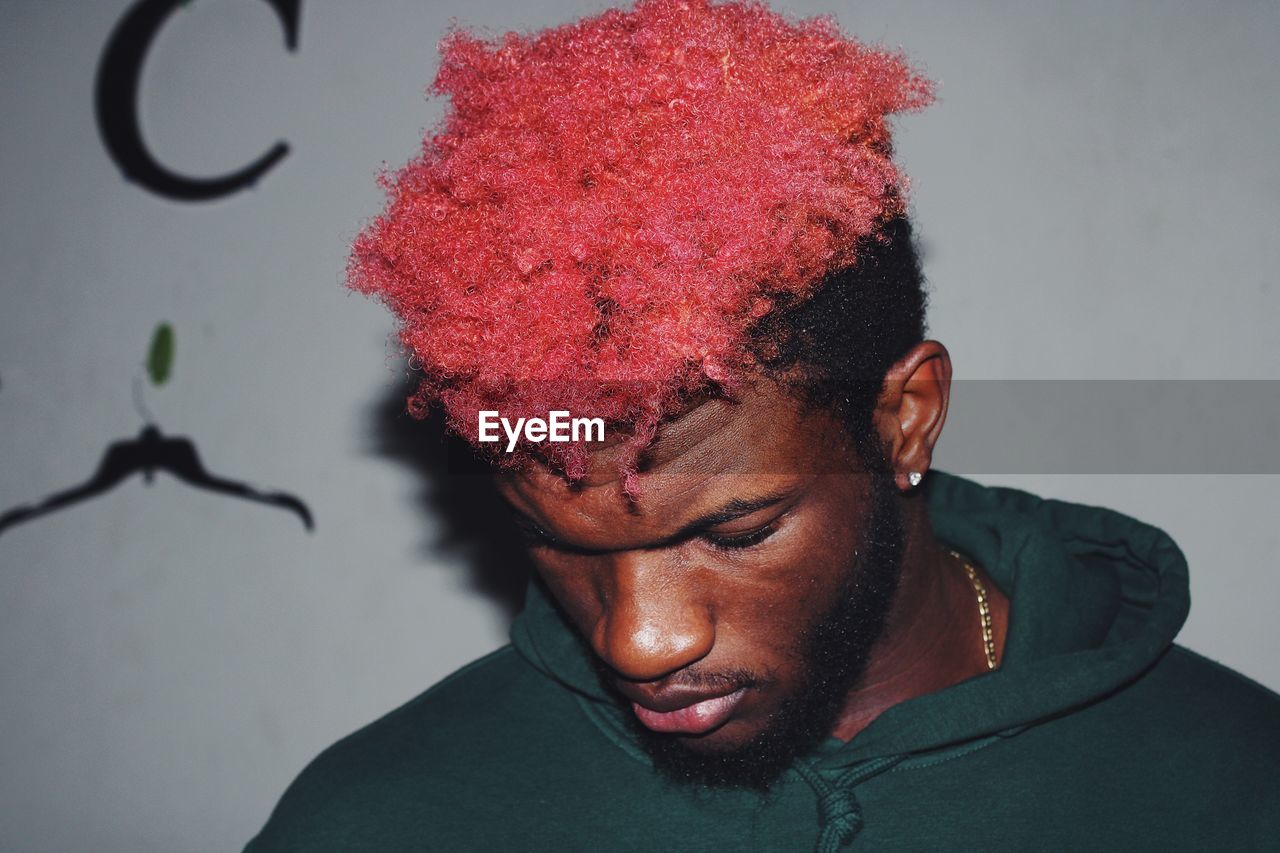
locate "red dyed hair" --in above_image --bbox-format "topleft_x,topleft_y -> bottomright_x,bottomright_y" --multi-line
348,0 -> 933,479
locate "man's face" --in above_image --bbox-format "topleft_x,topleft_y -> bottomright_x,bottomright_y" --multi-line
498,380 -> 905,788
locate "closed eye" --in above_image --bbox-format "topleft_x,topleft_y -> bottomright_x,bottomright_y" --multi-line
510,515 -> 602,555
502,490 -> 797,555
702,520 -> 780,551
507,512 -> 557,546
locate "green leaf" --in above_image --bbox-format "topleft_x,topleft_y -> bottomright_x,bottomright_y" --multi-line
147,323 -> 175,386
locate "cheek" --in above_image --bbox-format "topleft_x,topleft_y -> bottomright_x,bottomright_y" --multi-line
531,555 -> 604,630
710,526 -> 860,664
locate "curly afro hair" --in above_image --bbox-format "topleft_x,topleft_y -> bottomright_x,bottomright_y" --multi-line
348,0 -> 934,480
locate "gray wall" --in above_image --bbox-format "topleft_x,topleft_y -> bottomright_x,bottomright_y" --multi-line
1,1 -> 1276,850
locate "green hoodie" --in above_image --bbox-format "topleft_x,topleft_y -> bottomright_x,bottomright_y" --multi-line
246,472 -> 1280,851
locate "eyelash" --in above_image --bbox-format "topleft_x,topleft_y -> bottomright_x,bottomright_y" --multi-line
511,515 -> 782,553
514,521 -> 560,549
703,521 -> 780,551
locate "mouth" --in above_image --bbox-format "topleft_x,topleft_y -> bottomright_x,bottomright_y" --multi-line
630,688 -> 749,735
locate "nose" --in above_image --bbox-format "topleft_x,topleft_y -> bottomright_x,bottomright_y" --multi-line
592,551 -> 715,682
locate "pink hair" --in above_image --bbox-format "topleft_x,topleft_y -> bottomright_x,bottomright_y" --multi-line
348,0 -> 933,480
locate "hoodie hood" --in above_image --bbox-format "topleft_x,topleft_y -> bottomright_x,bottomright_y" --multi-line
510,470 -> 1191,770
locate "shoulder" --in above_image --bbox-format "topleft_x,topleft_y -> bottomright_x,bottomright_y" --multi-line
1115,647 -> 1280,841
1079,643 -> 1280,767
1066,644 -> 1280,835
1136,645 -> 1280,745
1011,646 -> 1280,785
244,645 -> 604,852
965,646 -> 1280,848
301,644 -> 554,776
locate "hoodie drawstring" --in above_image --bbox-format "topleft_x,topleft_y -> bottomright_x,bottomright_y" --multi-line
795,755 -> 907,852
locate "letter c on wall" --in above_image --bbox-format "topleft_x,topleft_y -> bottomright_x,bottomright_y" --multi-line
94,0 -> 301,201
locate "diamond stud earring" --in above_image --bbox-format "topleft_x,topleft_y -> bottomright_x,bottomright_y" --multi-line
907,471 -> 923,487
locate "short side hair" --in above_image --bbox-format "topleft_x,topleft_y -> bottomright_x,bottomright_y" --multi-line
747,215 -> 928,461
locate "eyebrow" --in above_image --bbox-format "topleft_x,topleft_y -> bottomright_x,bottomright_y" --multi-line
501,489 -> 796,554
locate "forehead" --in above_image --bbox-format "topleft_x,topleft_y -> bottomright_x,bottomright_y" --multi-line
498,380 -> 860,545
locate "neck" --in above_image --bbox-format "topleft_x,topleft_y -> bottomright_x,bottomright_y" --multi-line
829,494 -> 1007,741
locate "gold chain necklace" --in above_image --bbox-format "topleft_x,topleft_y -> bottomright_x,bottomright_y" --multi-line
949,549 -> 999,671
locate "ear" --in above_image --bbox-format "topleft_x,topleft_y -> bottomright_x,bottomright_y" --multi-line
871,341 -> 952,491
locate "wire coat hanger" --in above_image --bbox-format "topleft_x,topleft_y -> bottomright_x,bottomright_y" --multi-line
0,424 -> 313,536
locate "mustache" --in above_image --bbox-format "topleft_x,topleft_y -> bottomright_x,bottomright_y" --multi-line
613,665 -> 772,694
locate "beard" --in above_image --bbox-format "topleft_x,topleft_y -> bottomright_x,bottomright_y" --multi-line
615,464 -> 906,791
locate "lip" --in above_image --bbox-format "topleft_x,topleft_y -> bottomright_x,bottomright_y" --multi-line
630,688 -> 748,735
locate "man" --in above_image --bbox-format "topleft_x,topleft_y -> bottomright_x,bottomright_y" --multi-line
247,0 -> 1280,849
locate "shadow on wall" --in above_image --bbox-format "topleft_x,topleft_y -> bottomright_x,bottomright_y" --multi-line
0,324 -> 314,537
368,376 -> 534,622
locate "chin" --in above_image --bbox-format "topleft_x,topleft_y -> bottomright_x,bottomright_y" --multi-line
672,717 -> 772,754
637,711 -> 813,791
631,673 -> 855,790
